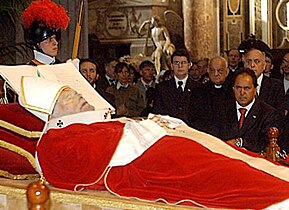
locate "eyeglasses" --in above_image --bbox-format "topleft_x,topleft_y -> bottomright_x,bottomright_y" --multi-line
244,59 -> 264,66
173,61 -> 189,66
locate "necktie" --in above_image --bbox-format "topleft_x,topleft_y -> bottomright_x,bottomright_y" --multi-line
177,81 -> 183,94
238,108 -> 247,130
109,79 -> 115,85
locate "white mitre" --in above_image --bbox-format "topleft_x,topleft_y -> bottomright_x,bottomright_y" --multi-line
19,76 -> 67,121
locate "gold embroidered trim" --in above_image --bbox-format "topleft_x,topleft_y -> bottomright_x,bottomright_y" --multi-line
0,180 -> 192,210
0,170 -> 39,180
0,140 -> 36,169
0,120 -> 42,138
20,76 -> 67,114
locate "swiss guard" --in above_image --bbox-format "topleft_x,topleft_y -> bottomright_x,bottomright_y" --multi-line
22,0 -> 70,65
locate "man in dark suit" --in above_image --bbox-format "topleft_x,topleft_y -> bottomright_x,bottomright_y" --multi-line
280,52 -> 289,115
242,41 -> 285,115
189,56 -> 234,137
152,49 -> 199,123
134,60 -> 156,105
79,58 -> 116,107
97,58 -> 119,92
226,48 -> 243,85
222,69 -> 284,153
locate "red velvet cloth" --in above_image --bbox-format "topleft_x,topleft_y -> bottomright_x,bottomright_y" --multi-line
0,147 -> 36,175
105,136 -> 289,209
37,121 -> 125,190
37,121 -> 289,209
0,134 -> 37,177
0,103 -> 44,132
0,103 -> 44,178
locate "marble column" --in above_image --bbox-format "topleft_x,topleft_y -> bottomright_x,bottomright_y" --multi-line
183,0 -> 218,60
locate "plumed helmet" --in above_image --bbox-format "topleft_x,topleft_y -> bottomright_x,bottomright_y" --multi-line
24,21 -> 62,46
22,0 -> 70,46
238,34 -> 271,55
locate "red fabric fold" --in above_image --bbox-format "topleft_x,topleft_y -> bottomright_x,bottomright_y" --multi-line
37,121 -> 289,209
37,121 -> 124,190
0,128 -> 38,177
0,103 -> 44,132
106,136 -> 289,209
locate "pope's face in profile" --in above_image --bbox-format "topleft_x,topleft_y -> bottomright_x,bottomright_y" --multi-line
52,88 -> 95,118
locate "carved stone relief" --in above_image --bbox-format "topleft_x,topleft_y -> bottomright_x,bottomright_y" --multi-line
223,0 -> 245,51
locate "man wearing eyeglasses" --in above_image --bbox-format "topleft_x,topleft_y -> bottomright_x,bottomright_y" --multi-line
152,49 -> 199,123
244,48 -> 285,115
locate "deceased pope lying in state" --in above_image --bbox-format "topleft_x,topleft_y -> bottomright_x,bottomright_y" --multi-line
15,76 -> 289,209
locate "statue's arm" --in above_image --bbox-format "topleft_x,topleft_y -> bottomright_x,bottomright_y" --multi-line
138,20 -> 151,36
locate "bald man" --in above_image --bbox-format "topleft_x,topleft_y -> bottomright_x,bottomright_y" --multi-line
189,56 -> 234,137
244,48 -> 285,115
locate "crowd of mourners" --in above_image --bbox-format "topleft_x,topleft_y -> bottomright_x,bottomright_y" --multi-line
0,34 -> 288,155
78,36 -> 289,154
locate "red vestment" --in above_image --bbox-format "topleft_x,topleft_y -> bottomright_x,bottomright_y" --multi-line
37,121 -> 289,209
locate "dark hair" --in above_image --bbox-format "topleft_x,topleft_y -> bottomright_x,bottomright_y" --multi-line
79,58 -> 99,73
128,64 -> 141,83
238,34 -> 270,55
227,48 -> 241,58
114,62 -> 129,73
163,70 -> 174,81
233,68 -> 258,88
171,48 -> 191,63
265,51 -> 274,63
139,60 -> 155,70
105,57 -> 119,66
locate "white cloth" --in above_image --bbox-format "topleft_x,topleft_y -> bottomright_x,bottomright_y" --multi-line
174,75 -> 188,91
236,98 -> 255,120
109,119 -> 166,166
19,76 -> 67,121
257,73 -> 263,95
284,78 -> 289,94
34,50 -> 55,65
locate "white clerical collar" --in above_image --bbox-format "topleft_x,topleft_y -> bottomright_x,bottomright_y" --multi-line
229,66 -> 238,72
34,50 -> 55,65
256,73 -> 263,95
214,84 -> 222,89
46,111 -> 110,131
174,75 -> 188,88
117,81 -> 129,90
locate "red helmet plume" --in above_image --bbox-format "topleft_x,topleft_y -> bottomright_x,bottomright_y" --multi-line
22,0 -> 70,30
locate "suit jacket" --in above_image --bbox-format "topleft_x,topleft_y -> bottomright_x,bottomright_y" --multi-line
152,77 -> 199,123
106,85 -> 145,117
97,75 -> 113,93
134,79 -> 156,105
226,66 -> 243,87
221,98 -> 284,152
259,76 -> 285,114
189,80 -> 235,137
